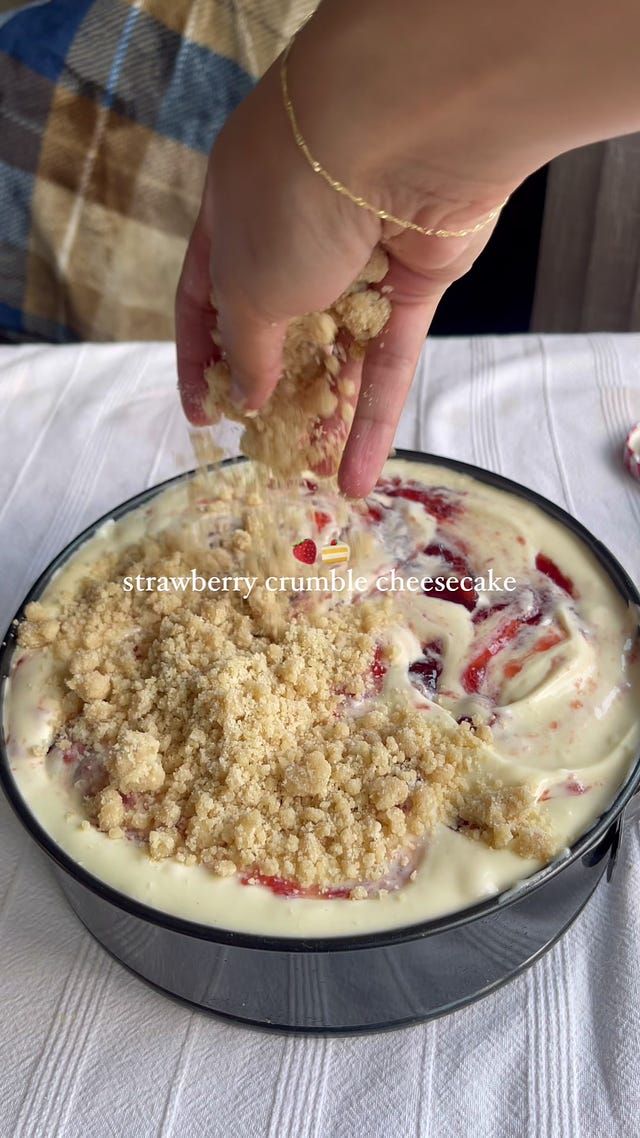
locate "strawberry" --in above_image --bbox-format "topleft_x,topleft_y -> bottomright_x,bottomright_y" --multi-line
539,777 -> 589,802
408,639 -> 443,698
462,610 -> 542,693
503,627 -> 564,679
422,542 -> 477,611
370,644 -> 387,690
535,552 -> 575,597
240,871 -> 351,899
292,538 -> 317,564
314,510 -> 332,530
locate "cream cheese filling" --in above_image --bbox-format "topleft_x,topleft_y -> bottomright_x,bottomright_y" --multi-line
4,459 -> 640,938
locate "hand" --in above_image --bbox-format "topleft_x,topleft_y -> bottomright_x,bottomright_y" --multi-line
176,0 -> 640,495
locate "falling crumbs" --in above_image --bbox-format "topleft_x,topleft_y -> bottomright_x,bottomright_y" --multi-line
203,247 -> 391,479
16,252 -> 556,897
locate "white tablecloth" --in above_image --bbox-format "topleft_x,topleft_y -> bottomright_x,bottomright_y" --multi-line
1,335 -> 639,1138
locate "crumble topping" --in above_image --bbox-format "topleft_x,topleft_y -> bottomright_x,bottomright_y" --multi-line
18,465 -> 557,894
203,249 -> 391,479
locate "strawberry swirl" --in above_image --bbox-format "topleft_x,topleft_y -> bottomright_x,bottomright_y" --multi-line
5,459 -> 640,938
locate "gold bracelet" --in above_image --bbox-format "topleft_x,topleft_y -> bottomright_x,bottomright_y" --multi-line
280,36 -> 507,239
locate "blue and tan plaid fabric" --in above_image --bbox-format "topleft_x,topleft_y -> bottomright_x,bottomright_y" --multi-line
0,0 -> 315,342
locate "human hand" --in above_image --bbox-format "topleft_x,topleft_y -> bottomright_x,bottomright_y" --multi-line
176,0 -> 640,495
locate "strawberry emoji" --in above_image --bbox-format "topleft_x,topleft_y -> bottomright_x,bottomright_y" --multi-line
292,538 -> 317,564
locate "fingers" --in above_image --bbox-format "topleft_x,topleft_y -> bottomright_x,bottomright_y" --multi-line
214,296 -> 288,412
176,207 -> 289,420
338,274 -> 443,497
310,351 -> 364,477
338,220 -> 502,496
175,213 -> 219,425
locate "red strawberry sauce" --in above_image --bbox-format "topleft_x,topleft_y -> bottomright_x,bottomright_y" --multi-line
375,478 -> 461,521
240,871 -> 352,899
363,479 -> 577,700
462,610 -> 544,694
370,645 -> 387,691
409,640 -> 443,698
536,553 -> 576,598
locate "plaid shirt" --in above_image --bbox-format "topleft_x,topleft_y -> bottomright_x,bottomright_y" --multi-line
0,0 -> 314,342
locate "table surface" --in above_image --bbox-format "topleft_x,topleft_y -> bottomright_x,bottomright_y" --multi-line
1,335 -> 639,1138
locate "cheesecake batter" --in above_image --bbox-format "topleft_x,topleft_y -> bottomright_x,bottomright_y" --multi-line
4,459 -> 640,937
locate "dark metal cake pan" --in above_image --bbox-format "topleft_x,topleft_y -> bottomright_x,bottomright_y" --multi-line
1,451 -> 638,1034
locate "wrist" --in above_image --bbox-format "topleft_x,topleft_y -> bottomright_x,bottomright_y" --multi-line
287,0 -> 640,229
288,1 -> 529,230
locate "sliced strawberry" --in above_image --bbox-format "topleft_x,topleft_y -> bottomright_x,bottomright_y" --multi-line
463,619 -> 521,693
503,627 -> 565,680
302,478 -> 318,494
292,538 -> 317,564
462,610 -> 543,693
314,510 -> 332,530
535,553 -> 575,598
421,542 -> 477,611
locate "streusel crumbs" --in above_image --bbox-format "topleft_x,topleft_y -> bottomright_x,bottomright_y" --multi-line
203,248 -> 391,479
18,466 -> 556,893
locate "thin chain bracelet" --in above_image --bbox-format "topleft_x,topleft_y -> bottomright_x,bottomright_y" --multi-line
280,36 -> 508,239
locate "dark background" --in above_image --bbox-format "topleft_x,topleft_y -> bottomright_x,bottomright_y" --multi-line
431,166 -> 548,335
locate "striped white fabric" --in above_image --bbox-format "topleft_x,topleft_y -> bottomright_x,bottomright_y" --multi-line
0,336 -> 639,1138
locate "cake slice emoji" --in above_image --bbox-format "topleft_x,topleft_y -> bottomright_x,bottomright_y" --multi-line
321,542 -> 350,567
